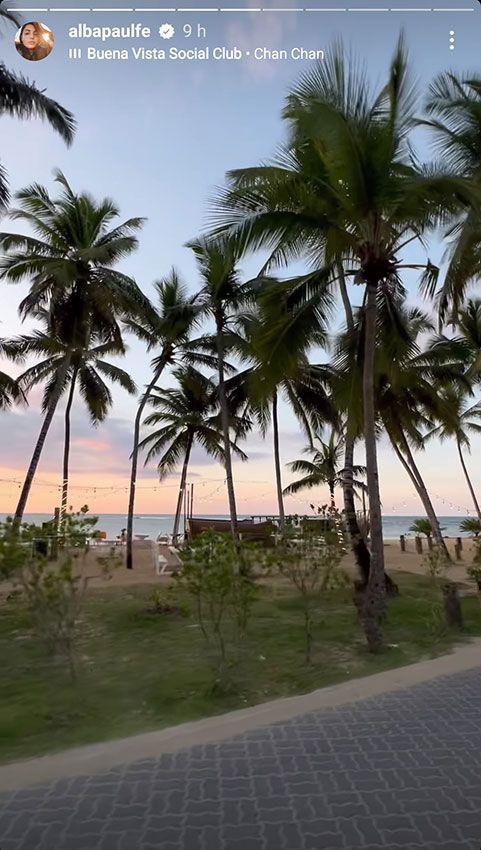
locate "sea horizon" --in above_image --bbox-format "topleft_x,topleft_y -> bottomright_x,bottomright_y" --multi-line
0,513 -> 474,540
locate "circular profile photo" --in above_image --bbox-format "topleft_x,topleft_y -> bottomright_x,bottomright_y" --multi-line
15,22 -> 54,61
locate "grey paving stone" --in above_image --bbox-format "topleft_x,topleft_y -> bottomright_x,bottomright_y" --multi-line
5,665 -> 481,848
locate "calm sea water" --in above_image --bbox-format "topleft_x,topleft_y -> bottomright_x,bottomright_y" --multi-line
0,513 -> 472,540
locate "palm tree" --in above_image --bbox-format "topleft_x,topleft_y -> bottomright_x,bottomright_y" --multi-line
336,294 -> 463,558
187,238 -> 252,537
409,517 -> 446,545
424,389 -> 481,521
224,277 -> 335,529
4,314 -> 136,521
422,74 -> 481,321
283,430 -> 365,508
0,369 -> 21,409
0,172 -> 147,526
211,39 -> 472,648
122,272 -> 213,569
139,366 -> 249,542
0,9 -> 75,208
457,299 -> 481,380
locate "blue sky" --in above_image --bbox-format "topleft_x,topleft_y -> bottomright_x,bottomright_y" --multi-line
1,1 -> 480,516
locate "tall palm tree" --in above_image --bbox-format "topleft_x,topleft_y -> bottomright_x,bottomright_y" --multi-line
211,39 -> 472,648
457,298 -> 481,380
139,366 -> 249,541
0,172 -> 147,526
0,370 -> 21,409
0,9 -> 75,208
425,390 -> 481,521
224,276 -> 335,529
187,238 -> 251,537
122,272 -> 213,569
336,292 -> 463,558
4,315 -> 136,520
422,75 -> 481,321
283,430 -> 365,508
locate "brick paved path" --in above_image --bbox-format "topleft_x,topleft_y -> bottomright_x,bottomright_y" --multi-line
2,667 -> 481,850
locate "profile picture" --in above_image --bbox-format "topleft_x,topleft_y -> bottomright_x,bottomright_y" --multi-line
15,21 -> 54,61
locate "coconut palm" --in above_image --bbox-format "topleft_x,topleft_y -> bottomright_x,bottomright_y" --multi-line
460,517 -> 481,537
223,276 -> 335,529
3,313 -> 136,521
0,171 -> 147,526
122,271 -> 214,568
334,290 -> 463,560
424,390 -> 481,521
211,38 -> 472,649
139,366 -> 249,542
283,430 -> 365,508
187,238 -> 252,537
409,517 -> 446,543
456,299 -> 481,380
422,74 -> 481,321
0,369 -> 21,409
0,10 -> 75,208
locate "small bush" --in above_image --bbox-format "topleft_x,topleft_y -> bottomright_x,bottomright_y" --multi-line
460,517 -> 481,538
266,508 -> 347,662
0,508 -> 117,679
175,532 -> 259,684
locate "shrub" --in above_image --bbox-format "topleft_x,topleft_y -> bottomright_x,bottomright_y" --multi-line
409,518 -> 446,539
0,508 -> 118,679
266,509 -> 347,663
175,532 -> 259,684
460,517 -> 481,538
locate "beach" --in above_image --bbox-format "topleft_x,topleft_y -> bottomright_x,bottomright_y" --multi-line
59,535 -> 478,590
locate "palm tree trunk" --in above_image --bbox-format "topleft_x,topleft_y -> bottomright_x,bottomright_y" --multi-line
338,266 -> 375,588
126,351 -> 169,570
13,357 -> 71,530
343,433 -> 370,584
457,438 -> 481,521
272,391 -> 285,530
329,480 -> 335,508
172,433 -> 194,543
361,281 -> 385,650
215,312 -> 238,537
60,368 -> 78,528
390,433 -> 450,560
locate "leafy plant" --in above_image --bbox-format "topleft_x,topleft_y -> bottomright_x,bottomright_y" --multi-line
423,545 -> 451,633
409,518 -> 441,539
176,532 -> 259,684
146,587 -> 189,618
467,538 -> 481,609
460,517 -> 481,537
0,508 -> 117,679
266,509 -> 347,663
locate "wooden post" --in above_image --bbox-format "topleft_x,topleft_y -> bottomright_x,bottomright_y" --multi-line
415,536 -> 423,554
456,536 -> 463,551
400,534 -> 406,552
427,535 -> 433,551
455,541 -> 463,561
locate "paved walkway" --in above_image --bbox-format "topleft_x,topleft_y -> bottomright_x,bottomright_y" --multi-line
2,657 -> 481,849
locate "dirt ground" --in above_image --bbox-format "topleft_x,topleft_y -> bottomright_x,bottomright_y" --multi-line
73,536 -> 478,589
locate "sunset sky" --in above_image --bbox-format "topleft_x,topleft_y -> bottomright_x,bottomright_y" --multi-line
1,1 -> 480,517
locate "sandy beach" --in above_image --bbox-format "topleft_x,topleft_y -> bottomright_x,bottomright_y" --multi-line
68,536 -> 479,590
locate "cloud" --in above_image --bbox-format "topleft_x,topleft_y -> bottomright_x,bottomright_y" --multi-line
226,0 -> 299,80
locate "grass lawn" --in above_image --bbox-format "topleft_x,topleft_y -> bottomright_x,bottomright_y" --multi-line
1,571 -> 481,764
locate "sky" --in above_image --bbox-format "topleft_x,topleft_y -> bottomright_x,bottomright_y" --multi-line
1,0 -> 481,517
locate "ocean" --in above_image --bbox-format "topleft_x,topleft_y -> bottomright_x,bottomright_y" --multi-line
0,513 -> 473,540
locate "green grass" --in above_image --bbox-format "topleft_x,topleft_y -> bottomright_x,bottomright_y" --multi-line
1,571 -> 480,764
